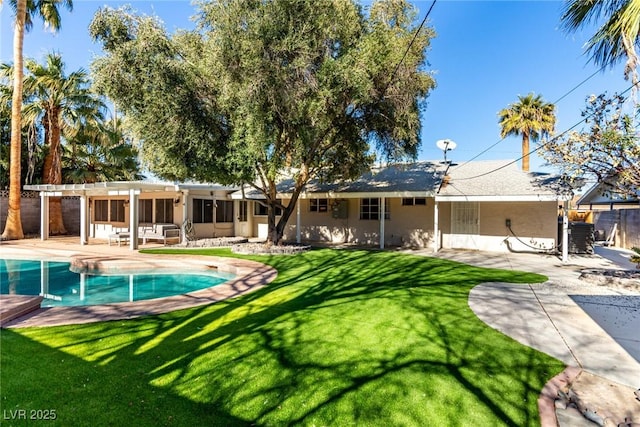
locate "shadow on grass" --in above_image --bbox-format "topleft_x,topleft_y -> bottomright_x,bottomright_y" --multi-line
1,249 -> 563,426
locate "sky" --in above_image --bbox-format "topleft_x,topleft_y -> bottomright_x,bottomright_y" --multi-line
0,0 -> 630,173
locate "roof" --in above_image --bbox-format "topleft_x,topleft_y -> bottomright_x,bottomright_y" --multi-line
24,181 -> 238,196
576,180 -> 640,208
436,160 -> 573,202
232,161 -> 448,199
24,160 -> 572,202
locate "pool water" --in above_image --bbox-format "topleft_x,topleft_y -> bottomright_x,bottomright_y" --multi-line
0,258 -> 234,307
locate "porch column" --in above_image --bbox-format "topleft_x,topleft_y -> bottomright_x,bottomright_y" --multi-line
561,200 -> 569,263
296,199 -> 301,244
129,188 -> 139,250
433,200 -> 440,252
379,197 -> 385,249
40,192 -> 49,241
79,195 -> 88,245
181,190 -> 189,243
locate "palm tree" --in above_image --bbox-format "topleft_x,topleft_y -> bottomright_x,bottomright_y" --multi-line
561,0 -> 640,85
22,53 -> 104,234
64,116 -> 143,184
498,93 -> 556,172
2,0 -> 73,240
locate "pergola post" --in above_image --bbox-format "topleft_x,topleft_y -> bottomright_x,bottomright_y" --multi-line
79,195 -> 88,245
129,188 -> 139,250
40,192 -> 49,241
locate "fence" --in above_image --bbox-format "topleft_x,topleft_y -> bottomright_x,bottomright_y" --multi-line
0,190 -> 80,236
593,208 -> 640,250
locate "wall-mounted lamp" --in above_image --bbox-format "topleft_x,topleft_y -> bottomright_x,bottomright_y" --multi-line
123,199 -> 130,207
174,197 -> 181,205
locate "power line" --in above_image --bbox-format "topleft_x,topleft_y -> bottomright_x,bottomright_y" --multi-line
453,63 -> 610,170
452,80 -> 639,181
382,0 -> 437,98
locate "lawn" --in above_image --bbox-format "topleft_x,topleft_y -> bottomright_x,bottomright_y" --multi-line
0,249 -> 564,426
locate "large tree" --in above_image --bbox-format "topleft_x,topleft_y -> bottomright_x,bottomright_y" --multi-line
21,53 -> 105,234
90,0 -> 436,244
2,0 -> 73,240
541,93 -> 640,198
561,0 -> 640,85
498,93 -> 556,172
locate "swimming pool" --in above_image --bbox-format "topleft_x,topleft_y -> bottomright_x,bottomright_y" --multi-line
0,258 -> 235,307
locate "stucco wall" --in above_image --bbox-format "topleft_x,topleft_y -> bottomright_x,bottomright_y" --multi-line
282,197 -> 435,248
439,200 -> 558,253
1,192 -> 80,236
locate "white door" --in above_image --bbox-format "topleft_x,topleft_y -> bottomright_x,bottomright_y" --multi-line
235,201 -> 250,237
450,202 -> 480,249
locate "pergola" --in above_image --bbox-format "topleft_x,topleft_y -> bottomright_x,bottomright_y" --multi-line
24,181 -> 188,250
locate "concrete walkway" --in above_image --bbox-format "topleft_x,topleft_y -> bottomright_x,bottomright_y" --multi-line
422,248 -> 640,426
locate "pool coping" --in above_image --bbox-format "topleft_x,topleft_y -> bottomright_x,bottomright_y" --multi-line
1,244 -> 277,328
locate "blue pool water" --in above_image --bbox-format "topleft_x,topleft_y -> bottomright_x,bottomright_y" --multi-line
0,258 -> 234,307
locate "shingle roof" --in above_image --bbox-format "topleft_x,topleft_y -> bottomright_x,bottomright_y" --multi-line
437,160 -> 573,201
236,161 -> 448,199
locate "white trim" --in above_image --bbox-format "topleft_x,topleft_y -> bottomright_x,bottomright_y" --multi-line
436,195 -> 570,202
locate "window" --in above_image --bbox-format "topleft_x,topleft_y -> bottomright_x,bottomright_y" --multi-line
310,198 -> 328,212
155,198 -> 173,224
360,198 -> 390,220
193,198 -> 214,223
402,197 -> 427,206
254,200 -> 283,216
110,200 -> 125,222
216,200 -> 234,223
238,201 -> 248,222
139,199 -> 153,223
95,200 -> 109,222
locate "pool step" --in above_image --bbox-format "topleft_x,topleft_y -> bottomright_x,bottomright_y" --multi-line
0,295 -> 44,327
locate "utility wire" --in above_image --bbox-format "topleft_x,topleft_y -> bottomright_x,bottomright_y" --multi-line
453,63 -> 610,170
381,0 -> 437,97
452,80 -> 640,181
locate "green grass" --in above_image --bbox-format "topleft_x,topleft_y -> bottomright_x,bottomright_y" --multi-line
1,249 -> 564,426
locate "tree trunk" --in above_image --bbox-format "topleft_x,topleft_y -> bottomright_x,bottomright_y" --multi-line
2,0 -> 27,241
266,168 -> 306,245
42,109 -> 67,235
521,132 -> 530,172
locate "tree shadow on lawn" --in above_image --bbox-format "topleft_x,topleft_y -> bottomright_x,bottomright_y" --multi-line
2,249 -> 564,426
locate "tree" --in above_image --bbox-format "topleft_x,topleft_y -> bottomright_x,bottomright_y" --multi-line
0,70 -> 45,188
90,0 -> 436,244
541,93 -> 640,198
498,93 -> 556,172
561,0 -> 640,85
2,0 -> 73,240
63,116 -> 143,184
21,53 -> 105,234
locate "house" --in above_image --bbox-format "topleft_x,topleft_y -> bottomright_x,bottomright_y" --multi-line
24,160 -> 574,256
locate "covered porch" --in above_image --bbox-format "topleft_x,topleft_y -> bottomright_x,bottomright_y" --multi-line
24,181 -> 239,250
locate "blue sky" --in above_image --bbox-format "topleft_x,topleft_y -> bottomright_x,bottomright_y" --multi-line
1,0 -> 629,172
